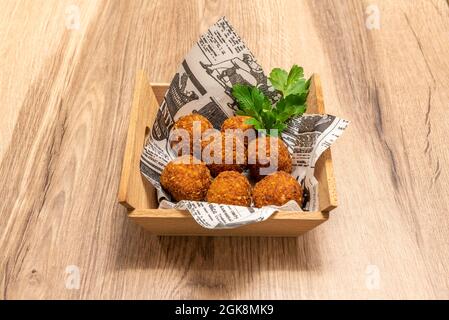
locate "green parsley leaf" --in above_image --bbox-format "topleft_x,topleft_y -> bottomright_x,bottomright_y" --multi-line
244,117 -> 264,130
232,84 -> 255,112
232,65 -> 310,135
268,68 -> 288,93
269,64 -> 308,97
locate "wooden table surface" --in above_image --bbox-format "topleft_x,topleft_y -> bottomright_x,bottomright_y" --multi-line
1,0 -> 448,299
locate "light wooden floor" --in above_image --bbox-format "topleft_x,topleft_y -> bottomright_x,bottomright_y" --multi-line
1,0 -> 449,299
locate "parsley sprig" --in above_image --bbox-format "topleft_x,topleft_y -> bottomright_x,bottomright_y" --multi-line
231,65 -> 310,135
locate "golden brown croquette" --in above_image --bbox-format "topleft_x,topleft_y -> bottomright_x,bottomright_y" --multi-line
160,155 -> 212,201
252,171 -> 303,208
247,136 -> 292,180
201,130 -> 247,177
170,114 -> 213,156
206,171 -> 252,206
220,115 -> 256,146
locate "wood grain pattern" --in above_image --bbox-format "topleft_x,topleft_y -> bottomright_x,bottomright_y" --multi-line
129,210 -> 328,237
118,71 -> 158,210
1,0 -> 449,299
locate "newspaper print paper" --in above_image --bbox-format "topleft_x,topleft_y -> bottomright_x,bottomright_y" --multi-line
140,17 -> 349,229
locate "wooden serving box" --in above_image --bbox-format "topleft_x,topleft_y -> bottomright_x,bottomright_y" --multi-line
118,71 -> 337,236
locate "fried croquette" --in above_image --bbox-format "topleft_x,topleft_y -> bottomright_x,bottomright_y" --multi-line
206,171 -> 252,206
170,114 -> 213,155
252,171 -> 303,207
221,115 -> 256,146
160,155 -> 212,201
201,130 -> 247,177
247,136 -> 292,180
